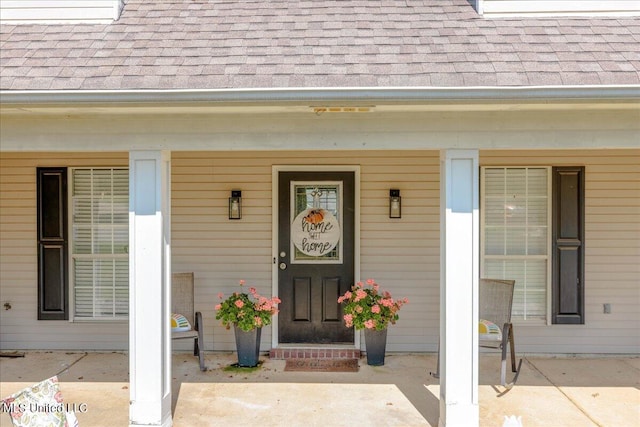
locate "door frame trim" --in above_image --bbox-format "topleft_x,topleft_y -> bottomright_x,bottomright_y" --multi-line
271,165 -> 361,349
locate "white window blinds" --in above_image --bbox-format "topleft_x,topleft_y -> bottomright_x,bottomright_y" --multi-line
482,167 -> 550,321
71,168 -> 129,319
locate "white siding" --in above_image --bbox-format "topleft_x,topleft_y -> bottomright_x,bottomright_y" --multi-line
1,149 -> 638,354
0,0 -> 123,24
481,0 -> 640,16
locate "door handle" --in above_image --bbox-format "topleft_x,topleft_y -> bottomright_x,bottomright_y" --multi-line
279,262 -> 287,270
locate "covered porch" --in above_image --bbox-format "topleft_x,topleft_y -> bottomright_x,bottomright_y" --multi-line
1,0 -> 639,422
1,351 -> 638,427
1,90 -> 638,426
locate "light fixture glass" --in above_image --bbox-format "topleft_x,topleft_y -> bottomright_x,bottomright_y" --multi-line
229,190 -> 242,220
389,189 -> 401,218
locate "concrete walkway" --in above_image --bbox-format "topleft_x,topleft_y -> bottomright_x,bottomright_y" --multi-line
1,352 -> 638,426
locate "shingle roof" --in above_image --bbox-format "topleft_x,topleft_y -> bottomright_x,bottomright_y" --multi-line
1,0 -> 639,91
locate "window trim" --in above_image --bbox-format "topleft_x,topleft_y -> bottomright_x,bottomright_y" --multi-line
480,166 -> 553,325
68,166 -> 129,322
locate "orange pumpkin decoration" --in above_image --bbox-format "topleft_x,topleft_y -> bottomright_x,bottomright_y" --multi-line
304,209 -> 325,224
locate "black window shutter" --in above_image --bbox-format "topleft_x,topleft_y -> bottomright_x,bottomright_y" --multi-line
37,168 -> 68,320
552,166 -> 585,325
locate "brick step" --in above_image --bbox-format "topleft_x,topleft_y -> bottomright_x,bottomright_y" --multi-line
270,347 -> 360,360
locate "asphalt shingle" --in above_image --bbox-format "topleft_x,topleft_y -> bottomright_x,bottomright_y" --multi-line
1,0 -> 639,90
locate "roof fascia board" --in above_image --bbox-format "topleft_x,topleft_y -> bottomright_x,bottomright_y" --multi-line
1,86 -> 639,108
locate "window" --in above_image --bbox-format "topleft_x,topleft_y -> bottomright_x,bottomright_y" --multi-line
481,167 -> 550,322
290,182 -> 342,263
70,168 -> 129,320
482,166 -> 585,324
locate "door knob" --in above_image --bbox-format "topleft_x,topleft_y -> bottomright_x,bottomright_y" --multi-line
279,262 -> 287,270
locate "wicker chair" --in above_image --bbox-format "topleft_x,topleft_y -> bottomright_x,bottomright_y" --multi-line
431,278 -> 523,388
172,272 -> 206,371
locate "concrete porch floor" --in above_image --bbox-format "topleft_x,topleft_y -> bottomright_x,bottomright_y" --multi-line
1,352 -> 638,427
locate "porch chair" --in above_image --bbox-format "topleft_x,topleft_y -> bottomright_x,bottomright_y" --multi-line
479,278 -> 523,388
172,272 -> 206,371
431,278 -> 523,388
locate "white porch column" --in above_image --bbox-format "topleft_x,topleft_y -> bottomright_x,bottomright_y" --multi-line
129,151 -> 172,427
438,149 -> 479,427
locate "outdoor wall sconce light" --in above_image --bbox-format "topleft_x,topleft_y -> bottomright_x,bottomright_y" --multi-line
229,190 -> 242,220
389,189 -> 401,218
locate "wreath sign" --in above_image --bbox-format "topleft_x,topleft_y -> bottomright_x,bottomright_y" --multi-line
291,208 -> 340,257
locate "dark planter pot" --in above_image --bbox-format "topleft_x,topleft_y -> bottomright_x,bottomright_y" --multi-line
364,328 -> 388,366
233,325 -> 262,367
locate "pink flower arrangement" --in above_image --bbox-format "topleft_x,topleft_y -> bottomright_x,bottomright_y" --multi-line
337,279 -> 408,331
215,280 -> 281,331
